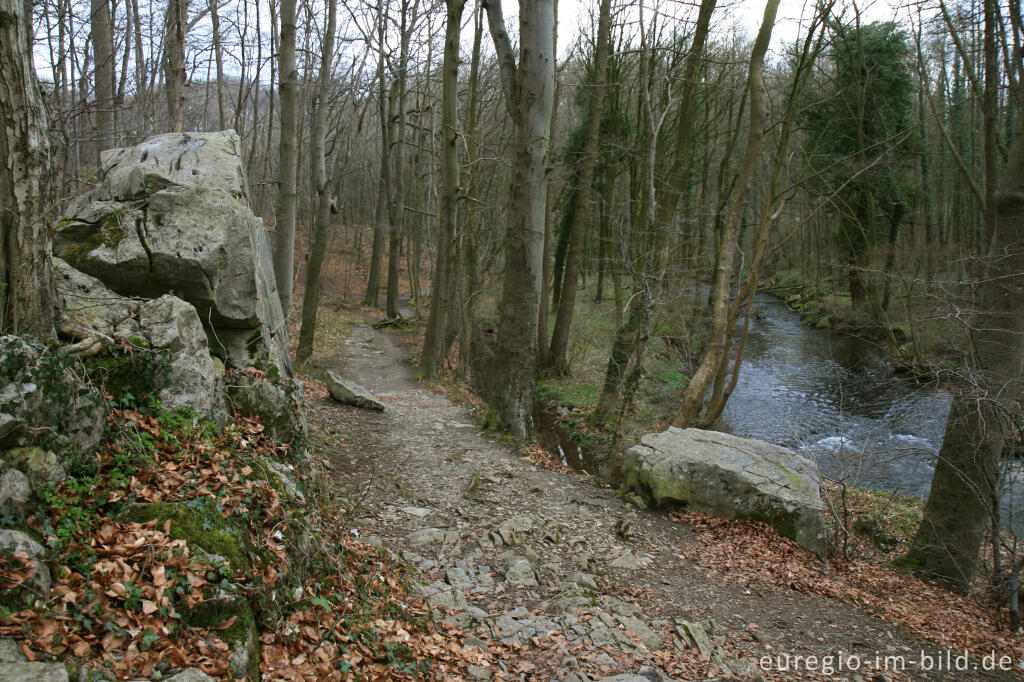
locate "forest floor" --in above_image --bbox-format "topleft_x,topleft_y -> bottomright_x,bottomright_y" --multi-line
299,302 -> 1024,681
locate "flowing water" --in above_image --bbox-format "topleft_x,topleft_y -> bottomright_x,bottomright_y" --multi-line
535,293 -> 954,499
714,294 -> 950,499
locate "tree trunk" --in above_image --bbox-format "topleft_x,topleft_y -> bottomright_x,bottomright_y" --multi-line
163,0 -> 187,132
364,9 -> 388,307
420,0 -> 466,377
91,0 -> 115,158
457,1 -> 483,379
273,0 -> 298,317
911,0 -> 1024,592
385,0 -> 414,321
545,0 -> 611,376
209,0 -> 226,130
0,0 -> 56,339
673,0 -> 780,428
294,0 -> 336,366
482,0 -> 555,438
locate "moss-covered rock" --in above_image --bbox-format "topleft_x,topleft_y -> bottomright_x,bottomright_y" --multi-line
0,529 -> 51,611
116,502 -> 249,572
1,447 -> 65,488
188,593 -> 259,681
622,427 -> 828,559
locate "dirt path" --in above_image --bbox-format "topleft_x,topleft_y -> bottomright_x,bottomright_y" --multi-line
307,322 -> 1005,681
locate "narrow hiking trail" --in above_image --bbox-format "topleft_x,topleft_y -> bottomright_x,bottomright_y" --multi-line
304,321 -> 1002,681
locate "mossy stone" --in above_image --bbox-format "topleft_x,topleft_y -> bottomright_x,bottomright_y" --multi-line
116,502 -> 249,572
188,595 -> 259,681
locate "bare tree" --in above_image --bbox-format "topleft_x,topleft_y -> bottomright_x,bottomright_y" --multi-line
545,0 -> 612,376
420,0 -> 466,377
0,0 -> 56,339
274,0 -> 299,316
481,0 -> 556,438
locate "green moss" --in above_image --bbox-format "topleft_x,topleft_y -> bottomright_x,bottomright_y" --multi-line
188,596 -> 259,681
117,502 -> 249,571
127,336 -> 152,349
889,547 -> 927,571
60,209 -> 128,264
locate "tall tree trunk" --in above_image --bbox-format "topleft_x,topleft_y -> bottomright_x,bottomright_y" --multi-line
273,0 -> 298,317
482,0 -> 555,438
545,0 -> 611,376
420,0 -> 466,377
536,0 -> 558,371
295,0 -> 336,366
163,0 -> 187,131
673,0 -> 780,428
364,6 -> 388,307
910,0 -> 1024,592
209,0 -> 226,130
0,0 -> 56,339
91,0 -> 115,158
589,0 -> 717,423
385,0 -> 414,320
457,1 -> 484,378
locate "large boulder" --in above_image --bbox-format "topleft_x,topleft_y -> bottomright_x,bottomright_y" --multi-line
622,427 -> 827,559
55,259 -> 223,421
52,131 -> 291,379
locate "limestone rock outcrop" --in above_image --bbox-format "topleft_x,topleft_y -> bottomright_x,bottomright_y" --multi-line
51,131 -> 304,442
622,427 -> 827,559
55,258 -> 223,420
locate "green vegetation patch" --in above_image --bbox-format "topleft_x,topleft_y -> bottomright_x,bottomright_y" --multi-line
117,502 -> 250,572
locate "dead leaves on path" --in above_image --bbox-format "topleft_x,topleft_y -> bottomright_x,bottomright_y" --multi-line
671,509 -> 1024,666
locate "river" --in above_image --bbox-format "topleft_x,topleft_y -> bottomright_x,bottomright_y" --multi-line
713,294 -> 951,499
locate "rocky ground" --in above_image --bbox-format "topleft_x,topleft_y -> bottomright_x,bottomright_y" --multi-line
306,321 -> 1016,682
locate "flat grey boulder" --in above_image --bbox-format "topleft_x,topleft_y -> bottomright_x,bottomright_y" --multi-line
325,371 -> 384,411
622,427 -> 827,559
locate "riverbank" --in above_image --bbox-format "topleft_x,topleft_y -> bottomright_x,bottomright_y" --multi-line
298,300 -> 1024,680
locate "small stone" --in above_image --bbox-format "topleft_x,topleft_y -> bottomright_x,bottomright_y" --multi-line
503,558 -> 538,586
463,637 -> 488,650
325,371 -> 384,410
445,566 -> 474,590
400,506 -> 432,518
618,615 -> 662,650
164,670 -> 218,682
676,621 -> 714,657
569,571 -> 598,590
0,470 -> 30,519
406,528 -> 457,545
609,552 -> 643,570
466,664 -> 493,680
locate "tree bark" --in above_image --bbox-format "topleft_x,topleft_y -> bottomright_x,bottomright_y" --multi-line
91,0 -> 115,158
482,0 -> 555,438
0,0 -> 56,339
911,0 -> 1024,592
456,1 -> 484,379
273,0 -> 298,317
673,0 -> 780,428
420,0 -> 466,377
163,0 -> 187,131
364,5 -> 388,307
295,0 -> 337,366
209,0 -> 226,130
545,0 -> 611,376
